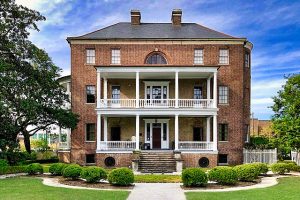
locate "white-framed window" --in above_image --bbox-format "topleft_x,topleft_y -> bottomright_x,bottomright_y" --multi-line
111,85 -> 120,104
219,49 -> 229,64
86,85 -> 96,103
245,52 -> 250,68
86,49 -> 95,64
111,49 -> 120,64
219,86 -> 228,104
86,123 -> 95,142
194,49 -> 203,64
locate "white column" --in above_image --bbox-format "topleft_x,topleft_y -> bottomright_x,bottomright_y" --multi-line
67,129 -> 71,149
175,71 -> 179,108
135,115 -> 140,150
96,114 -> 101,150
206,117 -> 211,143
136,72 -> 139,108
175,114 -> 179,150
207,77 -> 211,99
213,115 -> 218,151
213,72 -> 217,107
97,71 -> 101,108
104,116 -> 108,142
104,78 -> 107,99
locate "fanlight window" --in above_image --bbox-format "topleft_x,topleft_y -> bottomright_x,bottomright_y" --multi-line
146,53 -> 167,64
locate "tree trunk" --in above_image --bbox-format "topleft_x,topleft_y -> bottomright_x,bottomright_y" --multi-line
23,130 -> 31,154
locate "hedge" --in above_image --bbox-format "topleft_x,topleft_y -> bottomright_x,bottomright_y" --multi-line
80,166 -> 107,183
250,162 -> 269,175
271,163 -> 291,174
26,163 -> 44,175
49,163 -> 68,176
234,164 -> 259,181
208,166 -> 238,185
62,164 -> 82,180
108,168 -> 134,186
0,166 -> 27,175
182,168 -> 208,187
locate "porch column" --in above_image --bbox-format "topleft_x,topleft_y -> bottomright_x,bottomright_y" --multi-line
175,114 -> 179,150
207,77 -> 211,99
206,117 -> 211,143
213,72 -> 217,107
104,78 -> 107,102
213,115 -> 218,151
136,72 -> 139,108
97,71 -> 101,108
104,116 -> 108,142
175,71 -> 179,108
96,114 -> 101,150
135,115 -> 140,150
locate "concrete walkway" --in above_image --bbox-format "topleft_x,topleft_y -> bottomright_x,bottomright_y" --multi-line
127,183 -> 185,200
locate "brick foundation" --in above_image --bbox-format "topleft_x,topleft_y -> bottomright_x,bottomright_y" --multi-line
96,153 -> 133,168
181,153 -> 218,168
58,151 -> 71,163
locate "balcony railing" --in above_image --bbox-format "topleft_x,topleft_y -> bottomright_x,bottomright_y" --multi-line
58,142 -> 70,150
99,99 -> 214,109
99,141 -> 136,151
178,141 -> 213,151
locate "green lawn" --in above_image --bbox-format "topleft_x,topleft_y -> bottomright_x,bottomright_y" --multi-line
186,177 -> 300,200
0,177 -> 129,200
135,174 -> 181,183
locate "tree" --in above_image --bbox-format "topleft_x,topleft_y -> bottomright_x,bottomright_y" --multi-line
271,74 -> 300,157
0,0 -> 79,153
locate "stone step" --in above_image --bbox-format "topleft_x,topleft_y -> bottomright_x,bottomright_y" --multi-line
138,152 -> 176,173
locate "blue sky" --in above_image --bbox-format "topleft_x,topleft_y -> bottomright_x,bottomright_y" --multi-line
16,0 -> 300,120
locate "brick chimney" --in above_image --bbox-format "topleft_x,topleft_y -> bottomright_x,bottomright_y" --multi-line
131,10 -> 141,25
171,9 -> 182,26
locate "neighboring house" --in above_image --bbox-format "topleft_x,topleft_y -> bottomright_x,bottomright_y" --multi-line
250,118 -> 273,138
62,9 -> 252,171
18,75 -> 72,151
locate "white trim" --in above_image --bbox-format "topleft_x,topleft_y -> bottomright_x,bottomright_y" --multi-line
181,151 -> 218,154
143,119 -> 170,149
96,150 -> 133,154
144,81 -> 170,101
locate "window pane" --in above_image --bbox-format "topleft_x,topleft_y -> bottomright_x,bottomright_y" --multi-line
112,85 -> 120,104
218,86 -> 228,104
146,53 -> 167,64
111,49 -> 120,64
86,85 -> 95,103
146,123 -> 150,141
219,49 -> 229,64
163,123 -> 167,141
86,49 -> 95,64
86,124 -> 95,141
194,49 -> 203,64
245,52 -> 250,68
194,86 -> 202,99
218,124 -> 228,141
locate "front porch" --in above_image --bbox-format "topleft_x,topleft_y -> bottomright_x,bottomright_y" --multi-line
96,116 -> 217,152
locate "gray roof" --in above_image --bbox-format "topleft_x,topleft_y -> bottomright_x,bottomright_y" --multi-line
68,22 -> 241,40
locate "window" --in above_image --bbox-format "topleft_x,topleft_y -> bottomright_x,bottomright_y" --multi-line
146,123 -> 150,141
86,49 -> 95,64
111,127 -> 121,141
111,49 -> 120,64
219,123 -> 228,141
245,52 -> 250,68
111,85 -> 120,104
219,86 -> 228,104
86,123 -> 95,141
86,85 -> 95,103
193,127 -> 204,141
219,49 -> 229,64
86,154 -> 95,164
163,123 -> 167,141
194,49 -> 203,64
194,86 -> 202,99
146,53 -> 167,64
218,154 -> 228,164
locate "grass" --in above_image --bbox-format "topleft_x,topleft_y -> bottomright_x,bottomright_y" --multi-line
186,177 -> 300,200
0,177 -> 129,200
134,174 -> 182,183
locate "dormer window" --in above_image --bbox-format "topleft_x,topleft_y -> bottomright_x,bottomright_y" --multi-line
146,53 -> 167,64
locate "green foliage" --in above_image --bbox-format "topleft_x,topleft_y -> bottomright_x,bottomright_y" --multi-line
234,164 -> 260,181
0,159 -> 9,168
0,166 -> 27,175
31,139 -> 49,152
271,74 -> 300,156
25,163 -> 43,175
250,162 -> 269,175
182,168 -> 208,187
277,161 -> 300,172
49,163 -> 68,176
271,163 -> 291,174
80,166 -> 107,183
245,136 -> 275,149
62,164 -> 82,180
108,168 -> 134,186
208,166 -> 238,185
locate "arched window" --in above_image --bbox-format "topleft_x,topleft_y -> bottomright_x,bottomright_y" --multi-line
145,53 -> 167,64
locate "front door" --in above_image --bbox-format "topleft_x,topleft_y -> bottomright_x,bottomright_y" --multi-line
152,123 -> 161,149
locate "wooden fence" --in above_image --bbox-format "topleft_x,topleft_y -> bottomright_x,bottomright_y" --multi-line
291,151 -> 300,165
243,148 -> 277,164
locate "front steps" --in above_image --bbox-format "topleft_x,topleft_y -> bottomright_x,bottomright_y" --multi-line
138,151 -> 176,173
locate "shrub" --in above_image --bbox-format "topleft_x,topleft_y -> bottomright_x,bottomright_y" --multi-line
234,164 -> 259,181
49,163 -> 68,176
63,164 -> 82,180
108,168 -> 134,186
250,163 -> 269,175
0,166 -> 27,175
0,159 -> 9,168
80,166 -> 107,183
271,163 -> 291,174
182,168 -> 208,187
26,163 -> 43,175
208,166 -> 238,185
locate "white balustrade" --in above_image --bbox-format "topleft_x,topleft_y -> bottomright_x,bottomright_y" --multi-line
178,141 -> 214,150
58,142 -> 70,150
99,99 -> 214,109
99,141 -> 136,151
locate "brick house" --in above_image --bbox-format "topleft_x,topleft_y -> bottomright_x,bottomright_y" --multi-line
60,9 -> 252,172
